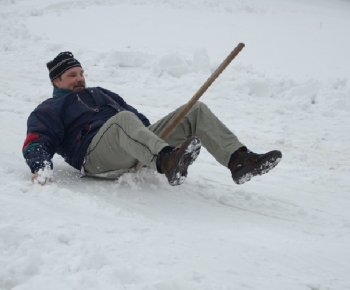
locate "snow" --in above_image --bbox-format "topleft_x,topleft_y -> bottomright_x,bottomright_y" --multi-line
1,0 -> 350,289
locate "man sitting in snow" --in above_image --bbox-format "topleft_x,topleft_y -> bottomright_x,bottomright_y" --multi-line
23,51 -> 282,185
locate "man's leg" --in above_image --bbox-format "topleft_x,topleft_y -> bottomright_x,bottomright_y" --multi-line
149,101 -> 244,167
83,111 -> 201,185
84,111 -> 168,174
149,101 -> 282,184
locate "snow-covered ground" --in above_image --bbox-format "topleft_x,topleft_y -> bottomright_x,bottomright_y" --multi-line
1,0 -> 350,289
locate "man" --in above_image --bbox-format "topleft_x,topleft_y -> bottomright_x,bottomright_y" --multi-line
23,51 -> 282,186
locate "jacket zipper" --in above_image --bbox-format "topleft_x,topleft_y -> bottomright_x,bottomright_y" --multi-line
76,93 -> 99,112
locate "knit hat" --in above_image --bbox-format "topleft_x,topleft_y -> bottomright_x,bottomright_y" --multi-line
46,51 -> 82,81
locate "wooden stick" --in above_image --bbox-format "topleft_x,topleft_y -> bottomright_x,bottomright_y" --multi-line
159,42 -> 245,140
135,43 -> 245,170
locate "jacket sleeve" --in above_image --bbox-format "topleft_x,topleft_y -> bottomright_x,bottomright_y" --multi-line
99,87 -> 151,127
22,105 -> 64,173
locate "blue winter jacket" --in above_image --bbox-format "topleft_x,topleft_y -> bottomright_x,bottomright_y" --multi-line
23,87 -> 150,173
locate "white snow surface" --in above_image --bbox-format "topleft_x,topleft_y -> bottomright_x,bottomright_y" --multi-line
1,0 -> 350,289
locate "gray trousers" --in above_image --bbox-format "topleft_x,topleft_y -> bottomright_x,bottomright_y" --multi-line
84,102 -> 244,174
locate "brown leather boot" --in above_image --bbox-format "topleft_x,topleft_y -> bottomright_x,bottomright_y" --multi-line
158,136 -> 201,186
229,147 -> 282,184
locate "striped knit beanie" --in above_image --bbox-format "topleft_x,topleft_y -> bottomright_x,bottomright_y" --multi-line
46,52 -> 82,81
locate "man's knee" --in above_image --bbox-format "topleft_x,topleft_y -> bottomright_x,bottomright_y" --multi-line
115,110 -> 138,119
191,101 -> 209,112
111,111 -> 142,124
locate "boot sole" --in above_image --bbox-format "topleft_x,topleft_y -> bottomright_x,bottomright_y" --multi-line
232,150 -> 282,185
168,136 -> 201,186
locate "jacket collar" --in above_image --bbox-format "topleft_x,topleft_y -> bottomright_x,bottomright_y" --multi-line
53,87 -> 73,98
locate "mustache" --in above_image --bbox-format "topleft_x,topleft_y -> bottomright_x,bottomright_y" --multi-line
74,81 -> 85,87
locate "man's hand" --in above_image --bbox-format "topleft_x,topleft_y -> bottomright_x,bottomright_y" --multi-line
32,163 -> 53,185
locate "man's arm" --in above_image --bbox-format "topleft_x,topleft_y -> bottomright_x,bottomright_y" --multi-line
23,133 -> 54,185
23,107 -> 63,184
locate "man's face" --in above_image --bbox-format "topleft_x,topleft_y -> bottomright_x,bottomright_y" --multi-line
53,66 -> 86,91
